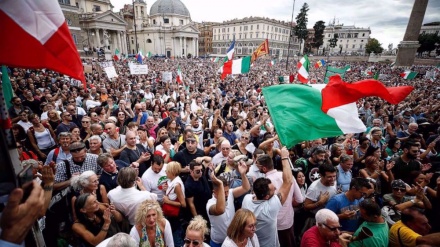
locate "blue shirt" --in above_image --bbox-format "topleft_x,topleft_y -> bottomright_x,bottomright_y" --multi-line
132,112 -> 148,125
336,165 -> 352,192
326,193 -> 361,232
223,131 -> 237,145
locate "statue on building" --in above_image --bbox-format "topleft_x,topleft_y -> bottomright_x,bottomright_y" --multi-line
103,30 -> 110,48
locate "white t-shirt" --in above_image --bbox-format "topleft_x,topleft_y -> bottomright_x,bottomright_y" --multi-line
305,179 -> 338,214
141,164 -> 168,202
207,189 -> 235,244
107,186 -> 158,225
221,235 -> 260,247
129,219 -> 174,246
241,194 -> 282,247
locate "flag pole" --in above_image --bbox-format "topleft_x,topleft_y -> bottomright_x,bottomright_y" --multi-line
285,0 -> 296,71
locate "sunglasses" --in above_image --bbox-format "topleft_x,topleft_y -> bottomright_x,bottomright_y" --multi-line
393,188 -> 406,192
82,121 -> 90,123
184,239 -> 201,246
193,169 -> 202,174
322,223 -> 342,232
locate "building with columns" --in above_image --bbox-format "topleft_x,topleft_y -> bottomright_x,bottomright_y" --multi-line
122,0 -> 200,57
58,0 -> 128,56
321,23 -> 371,55
211,17 -> 300,58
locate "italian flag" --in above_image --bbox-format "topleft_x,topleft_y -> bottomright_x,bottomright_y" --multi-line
297,55 -> 310,83
176,66 -> 183,84
263,75 -> 413,148
113,48 -> 120,61
219,56 -> 251,79
0,0 -> 85,84
270,60 -> 276,66
400,71 -> 418,80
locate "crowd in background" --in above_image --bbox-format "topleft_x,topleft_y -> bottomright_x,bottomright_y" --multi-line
2,56 -> 440,247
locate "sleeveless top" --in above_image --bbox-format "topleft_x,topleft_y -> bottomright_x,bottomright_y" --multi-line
139,223 -> 165,247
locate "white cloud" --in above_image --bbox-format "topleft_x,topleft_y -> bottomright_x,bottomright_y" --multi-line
112,0 -> 439,50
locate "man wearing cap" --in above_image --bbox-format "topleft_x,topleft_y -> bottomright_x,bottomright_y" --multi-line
158,107 -> 184,130
53,141 -> 101,191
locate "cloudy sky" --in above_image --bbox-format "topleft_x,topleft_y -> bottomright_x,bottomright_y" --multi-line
112,0 -> 439,49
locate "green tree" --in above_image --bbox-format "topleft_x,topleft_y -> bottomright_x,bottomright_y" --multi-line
329,33 -> 338,54
417,33 -> 439,55
365,38 -> 384,54
294,3 -> 309,55
313,20 -> 326,49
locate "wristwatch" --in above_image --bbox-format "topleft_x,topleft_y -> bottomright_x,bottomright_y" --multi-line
410,199 -> 416,205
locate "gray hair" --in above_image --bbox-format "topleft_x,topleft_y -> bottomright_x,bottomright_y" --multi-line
315,209 -> 339,226
89,135 -> 102,143
107,233 -> 137,247
71,170 -> 96,191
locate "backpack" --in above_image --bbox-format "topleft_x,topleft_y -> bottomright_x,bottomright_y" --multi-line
52,147 -> 60,163
294,157 -> 309,173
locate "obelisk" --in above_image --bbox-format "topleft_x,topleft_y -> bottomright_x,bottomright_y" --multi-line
395,0 -> 429,67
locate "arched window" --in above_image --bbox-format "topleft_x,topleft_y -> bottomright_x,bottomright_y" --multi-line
147,39 -> 152,43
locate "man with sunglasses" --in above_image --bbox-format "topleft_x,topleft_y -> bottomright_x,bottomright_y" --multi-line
301,209 -> 349,247
173,135 -> 207,182
55,111 -> 78,136
53,142 -> 102,191
325,178 -> 372,233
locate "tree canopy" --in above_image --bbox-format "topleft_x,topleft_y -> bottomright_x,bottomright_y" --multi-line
313,20 -> 326,49
365,38 -> 384,54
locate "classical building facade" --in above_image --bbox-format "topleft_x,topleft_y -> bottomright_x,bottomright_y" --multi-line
321,23 -> 371,55
122,0 -> 200,57
58,0 -> 128,56
211,17 -> 300,58
420,22 -> 440,36
196,22 -> 218,56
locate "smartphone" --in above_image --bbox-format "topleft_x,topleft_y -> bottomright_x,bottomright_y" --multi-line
18,164 -> 34,187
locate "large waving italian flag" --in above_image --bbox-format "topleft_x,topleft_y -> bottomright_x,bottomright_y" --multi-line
0,0 -> 84,83
400,70 -> 418,80
263,75 -> 413,148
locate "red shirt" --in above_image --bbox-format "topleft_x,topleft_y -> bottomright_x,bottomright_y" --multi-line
301,226 -> 342,247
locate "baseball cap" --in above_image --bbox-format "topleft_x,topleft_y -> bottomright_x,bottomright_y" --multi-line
391,179 -> 406,189
169,107 -> 178,112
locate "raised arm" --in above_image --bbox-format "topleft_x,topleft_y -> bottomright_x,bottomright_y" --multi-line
278,147 -> 293,205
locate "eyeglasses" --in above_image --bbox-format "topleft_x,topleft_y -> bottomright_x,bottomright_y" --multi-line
247,223 -> 257,230
193,169 -> 202,174
184,239 -> 201,246
322,223 -> 342,232
64,114 -> 71,117
395,142 -> 401,144
393,187 -> 406,192
82,121 -> 90,123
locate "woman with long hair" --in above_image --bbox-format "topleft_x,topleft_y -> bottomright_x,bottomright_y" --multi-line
163,161 -> 186,246
385,137 -> 402,158
72,193 -> 124,247
222,209 -> 259,247
12,123 -> 28,145
46,109 -> 62,130
27,113 -> 57,160
116,110 -> 129,135
155,128 -> 169,146
130,200 -> 174,246
167,119 -> 181,145
359,156 -> 394,196
70,126 -> 82,142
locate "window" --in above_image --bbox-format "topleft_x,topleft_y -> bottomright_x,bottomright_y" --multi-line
239,34 -> 242,39
360,44 -> 363,49
93,5 -> 101,12
222,28 -> 225,33
251,25 -> 253,30
328,34 -> 331,38
147,39 -> 152,43
250,33 -> 252,38
352,44 -> 355,48
256,33 -> 259,38
153,20 -> 156,25
58,0 -> 69,4
228,28 -> 229,32
164,18 -> 169,24
180,19 -> 183,25
362,33 -> 365,37
240,26 -> 242,31
257,24 -> 259,30
244,34 -> 247,39
361,40 -> 364,42
233,27 -> 235,31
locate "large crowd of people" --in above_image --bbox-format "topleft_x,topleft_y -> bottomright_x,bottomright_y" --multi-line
1,55 -> 440,247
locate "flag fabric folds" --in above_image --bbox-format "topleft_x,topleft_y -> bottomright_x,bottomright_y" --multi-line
324,66 -> 350,83
400,71 -> 418,80
297,55 -> 310,83
176,66 -> 183,84
1,66 -> 13,109
147,51 -> 152,58
373,71 -> 379,80
113,48 -> 120,61
0,0 -> 85,84
220,56 -> 251,79
136,51 -> 144,64
263,75 -> 413,148
226,38 -> 235,60
251,39 -> 269,63
314,59 -> 326,68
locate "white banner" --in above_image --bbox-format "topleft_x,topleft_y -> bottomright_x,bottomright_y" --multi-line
129,64 -> 149,75
104,66 -> 118,79
162,71 -> 172,82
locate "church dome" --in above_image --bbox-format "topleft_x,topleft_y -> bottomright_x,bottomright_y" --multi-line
150,0 -> 190,17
